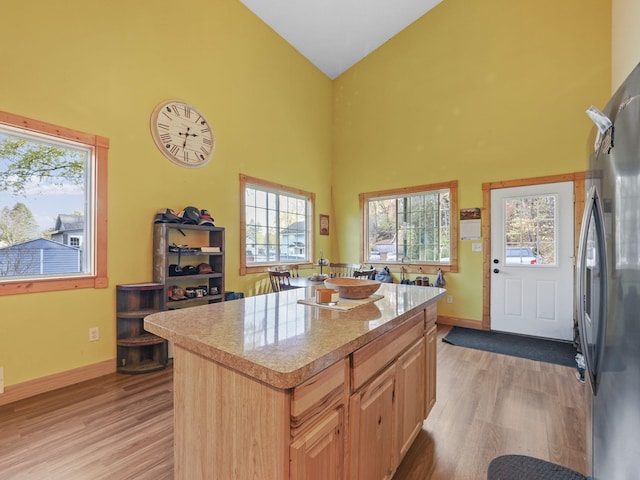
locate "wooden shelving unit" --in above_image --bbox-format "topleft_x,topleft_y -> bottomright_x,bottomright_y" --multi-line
116,282 -> 167,374
153,223 -> 225,310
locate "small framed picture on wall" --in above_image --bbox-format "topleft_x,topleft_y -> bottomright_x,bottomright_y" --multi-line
319,214 -> 329,236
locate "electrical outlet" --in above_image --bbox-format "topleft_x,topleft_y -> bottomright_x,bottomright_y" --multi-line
0,367 -> 4,394
447,295 -> 453,304
89,327 -> 100,342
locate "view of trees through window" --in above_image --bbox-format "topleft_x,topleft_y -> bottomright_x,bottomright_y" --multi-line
366,188 -> 451,263
504,194 -> 556,265
244,184 -> 310,265
0,125 -> 90,278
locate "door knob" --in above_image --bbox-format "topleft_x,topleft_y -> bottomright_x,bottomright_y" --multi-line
493,268 -> 500,274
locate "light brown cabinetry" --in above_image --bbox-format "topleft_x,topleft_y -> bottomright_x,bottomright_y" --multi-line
116,283 -> 167,374
290,407 -> 345,480
166,304 -> 438,480
290,360 -> 347,480
153,223 -> 225,309
349,363 -> 397,480
425,304 -> 438,416
349,310 -> 427,480
397,337 -> 427,460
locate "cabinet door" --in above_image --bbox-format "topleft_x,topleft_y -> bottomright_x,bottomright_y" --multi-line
290,405 -> 345,480
349,364 -> 396,480
396,338 -> 426,461
425,322 -> 437,416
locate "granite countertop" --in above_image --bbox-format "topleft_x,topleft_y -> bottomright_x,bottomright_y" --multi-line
144,283 -> 446,389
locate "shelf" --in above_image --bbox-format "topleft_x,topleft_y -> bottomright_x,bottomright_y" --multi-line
117,282 -> 164,291
117,360 -> 167,375
166,273 -> 223,280
116,283 -> 167,374
153,223 -> 225,312
166,294 -> 224,308
116,308 -> 163,319
163,223 -> 221,232
118,334 -> 166,347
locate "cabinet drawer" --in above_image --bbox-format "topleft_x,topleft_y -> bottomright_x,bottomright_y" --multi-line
291,358 -> 348,433
351,310 -> 424,391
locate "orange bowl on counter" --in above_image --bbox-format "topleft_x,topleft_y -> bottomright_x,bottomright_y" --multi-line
324,277 -> 382,299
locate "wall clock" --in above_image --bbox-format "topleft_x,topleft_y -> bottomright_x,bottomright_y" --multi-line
150,99 -> 215,168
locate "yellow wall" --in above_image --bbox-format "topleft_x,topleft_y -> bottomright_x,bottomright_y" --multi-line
0,0 -> 614,391
0,0 -> 332,388
332,0 -> 611,323
613,0 -> 640,90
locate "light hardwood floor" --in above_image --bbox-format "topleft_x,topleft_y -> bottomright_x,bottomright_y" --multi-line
0,326 -> 590,479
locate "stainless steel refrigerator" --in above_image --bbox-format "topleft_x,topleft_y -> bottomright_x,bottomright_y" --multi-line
577,62 -> 640,479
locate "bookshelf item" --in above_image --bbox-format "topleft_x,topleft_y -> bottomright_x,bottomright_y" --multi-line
116,283 -> 167,374
199,246 -> 220,253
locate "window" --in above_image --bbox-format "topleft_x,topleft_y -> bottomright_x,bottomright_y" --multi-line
0,111 -> 108,295
240,174 -> 315,274
360,181 -> 458,271
504,194 -> 556,265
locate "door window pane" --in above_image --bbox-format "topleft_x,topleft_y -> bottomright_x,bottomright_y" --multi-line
504,194 -> 556,265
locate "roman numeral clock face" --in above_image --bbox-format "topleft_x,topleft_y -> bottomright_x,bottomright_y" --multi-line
150,100 -> 215,168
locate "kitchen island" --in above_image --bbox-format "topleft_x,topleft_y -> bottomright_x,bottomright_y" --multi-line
144,282 -> 445,480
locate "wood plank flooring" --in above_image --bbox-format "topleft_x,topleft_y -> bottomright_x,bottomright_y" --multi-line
395,326 -> 591,479
0,325 -> 590,479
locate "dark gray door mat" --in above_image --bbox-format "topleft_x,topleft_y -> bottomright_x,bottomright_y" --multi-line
443,326 -> 577,367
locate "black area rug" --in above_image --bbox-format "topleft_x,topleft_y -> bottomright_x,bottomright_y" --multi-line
442,327 -> 577,367
487,454 -> 586,479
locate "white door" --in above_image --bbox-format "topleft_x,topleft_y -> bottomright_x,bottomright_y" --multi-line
490,182 -> 574,341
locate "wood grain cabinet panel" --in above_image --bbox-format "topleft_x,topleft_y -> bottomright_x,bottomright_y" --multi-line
351,311 -> 424,391
396,338 -> 427,461
291,359 -> 348,480
290,405 -> 345,480
168,306 -> 438,479
349,364 -> 397,480
292,359 -> 348,432
426,321 -> 438,417
348,308 -> 436,480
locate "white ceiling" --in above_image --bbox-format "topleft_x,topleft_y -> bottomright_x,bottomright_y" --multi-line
239,0 -> 443,80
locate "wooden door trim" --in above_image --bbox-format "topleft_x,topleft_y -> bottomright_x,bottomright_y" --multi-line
481,172 -> 586,330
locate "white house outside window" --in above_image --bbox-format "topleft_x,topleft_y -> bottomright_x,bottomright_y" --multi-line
0,111 -> 108,295
240,174 -> 314,275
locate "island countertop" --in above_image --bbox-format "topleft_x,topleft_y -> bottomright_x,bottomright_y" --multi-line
144,283 -> 445,389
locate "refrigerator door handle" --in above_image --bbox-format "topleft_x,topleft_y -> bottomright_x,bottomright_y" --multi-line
576,185 -> 608,394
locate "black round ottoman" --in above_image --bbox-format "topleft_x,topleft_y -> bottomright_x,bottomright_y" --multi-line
487,455 -> 586,480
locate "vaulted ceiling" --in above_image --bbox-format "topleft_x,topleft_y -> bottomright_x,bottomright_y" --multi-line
239,0 -> 443,79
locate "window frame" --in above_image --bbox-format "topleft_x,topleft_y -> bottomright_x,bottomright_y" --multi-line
240,174 -> 315,275
0,111 -> 109,295
359,180 -> 458,273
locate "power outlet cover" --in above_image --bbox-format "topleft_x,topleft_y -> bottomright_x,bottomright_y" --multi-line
89,327 -> 100,342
